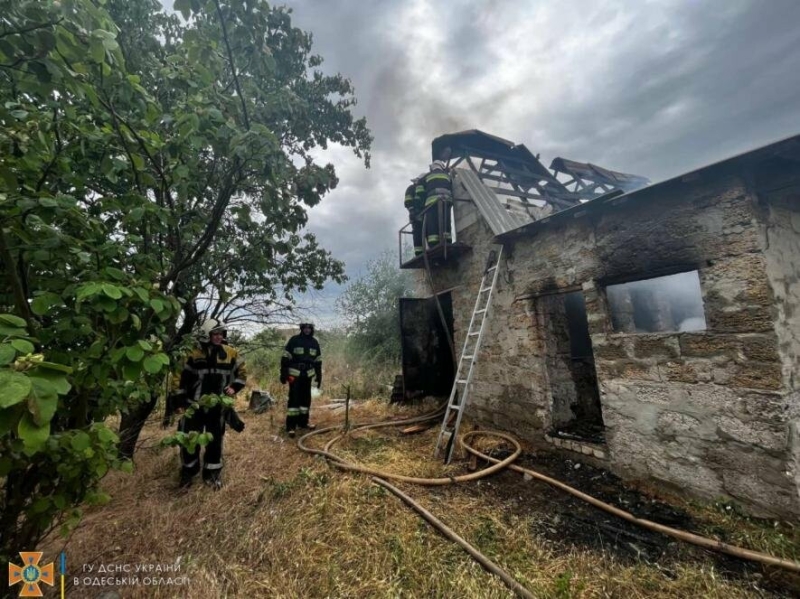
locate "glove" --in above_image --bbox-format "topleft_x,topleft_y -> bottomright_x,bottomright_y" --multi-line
226,409 -> 245,433
287,375 -> 296,384
280,374 -> 287,384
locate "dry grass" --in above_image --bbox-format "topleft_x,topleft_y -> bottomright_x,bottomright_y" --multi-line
39,393 -> 798,598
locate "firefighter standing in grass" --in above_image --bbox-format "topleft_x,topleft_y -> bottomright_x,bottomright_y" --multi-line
174,319 -> 247,489
423,147 -> 453,248
280,322 -> 322,437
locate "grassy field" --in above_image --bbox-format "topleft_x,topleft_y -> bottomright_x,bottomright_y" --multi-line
40,392 -> 800,598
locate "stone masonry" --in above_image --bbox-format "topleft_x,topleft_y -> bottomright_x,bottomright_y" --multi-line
415,167 -> 800,518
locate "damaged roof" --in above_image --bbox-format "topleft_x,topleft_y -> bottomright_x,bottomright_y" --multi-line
456,169 -> 532,236
495,133 -> 800,243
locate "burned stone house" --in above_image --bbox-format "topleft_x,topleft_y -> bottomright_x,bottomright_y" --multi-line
399,130 -> 800,517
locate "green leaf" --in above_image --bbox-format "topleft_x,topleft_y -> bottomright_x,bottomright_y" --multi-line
125,345 -> 144,362
96,426 -> 118,444
28,377 -> 58,426
137,339 -> 153,351
104,267 -> 126,281
0,314 -> 27,328
31,292 -> 63,316
90,38 -> 105,62
18,412 -> 50,453
11,339 -> 34,354
119,460 -> 134,474
142,355 -> 164,374
102,284 -> 122,299
0,370 -> 32,408
29,369 -> 71,394
0,344 -> 15,365
175,0 -> 192,19
122,361 -> 141,381
0,326 -> 27,337
35,361 -> 72,374
71,431 -> 91,451
149,298 -> 164,313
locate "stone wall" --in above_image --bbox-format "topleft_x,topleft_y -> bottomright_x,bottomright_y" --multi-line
758,184 -> 800,511
413,171 -> 800,517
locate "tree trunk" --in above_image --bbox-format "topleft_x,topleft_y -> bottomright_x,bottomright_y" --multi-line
118,393 -> 158,459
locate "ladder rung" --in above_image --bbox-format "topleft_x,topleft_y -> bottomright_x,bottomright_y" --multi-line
468,332 -> 480,336
456,379 -> 468,384
462,354 -> 474,360
447,404 -> 461,411
480,286 -> 492,293
486,266 -> 497,272
475,309 -> 487,314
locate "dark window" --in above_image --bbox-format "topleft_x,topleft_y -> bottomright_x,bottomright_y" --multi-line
606,271 -> 706,333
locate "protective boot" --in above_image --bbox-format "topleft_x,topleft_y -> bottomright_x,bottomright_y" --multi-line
203,469 -> 223,490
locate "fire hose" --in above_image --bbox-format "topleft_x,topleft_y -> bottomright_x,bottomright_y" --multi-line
297,405 -> 800,598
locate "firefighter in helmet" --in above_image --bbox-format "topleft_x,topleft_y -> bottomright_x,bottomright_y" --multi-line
175,319 -> 247,489
404,174 -> 426,257
423,147 -> 453,248
280,322 -> 322,437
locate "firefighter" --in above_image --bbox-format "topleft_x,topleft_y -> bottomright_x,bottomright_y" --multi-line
176,319 -> 247,489
404,178 -> 423,257
280,322 -> 322,438
423,148 -> 453,248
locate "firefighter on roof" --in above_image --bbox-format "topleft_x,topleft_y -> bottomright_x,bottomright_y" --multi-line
280,322 -> 322,437
423,147 -> 453,248
404,174 -> 426,256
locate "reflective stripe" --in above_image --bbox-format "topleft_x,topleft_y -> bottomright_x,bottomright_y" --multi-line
204,462 -> 223,470
307,371 -> 315,379
427,235 -> 440,243
183,459 -> 198,468
192,367 -> 235,375
233,378 -> 246,386
309,349 -> 318,357
299,407 -> 309,414
314,357 -> 322,363
282,350 -> 292,359
288,368 -> 301,376
293,347 -> 305,355
287,408 -> 301,415
426,173 -> 450,183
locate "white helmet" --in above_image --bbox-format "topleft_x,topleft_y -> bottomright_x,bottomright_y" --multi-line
200,319 -> 227,337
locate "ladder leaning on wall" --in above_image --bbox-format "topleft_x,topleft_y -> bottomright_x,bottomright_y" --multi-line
434,244 -> 504,464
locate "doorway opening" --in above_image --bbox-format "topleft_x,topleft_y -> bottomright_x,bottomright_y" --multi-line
398,291 -> 455,402
539,291 -> 604,444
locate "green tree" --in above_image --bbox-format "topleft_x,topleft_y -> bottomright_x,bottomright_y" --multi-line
0,0 -> 369,562
336,251 -> 414,365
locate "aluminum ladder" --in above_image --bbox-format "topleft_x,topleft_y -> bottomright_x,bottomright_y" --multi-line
434,245 -> 503,463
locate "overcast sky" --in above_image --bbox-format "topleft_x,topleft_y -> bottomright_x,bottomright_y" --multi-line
161,0 -> 800,326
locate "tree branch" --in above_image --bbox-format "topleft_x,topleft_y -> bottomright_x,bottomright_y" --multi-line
214,0 -> 250,130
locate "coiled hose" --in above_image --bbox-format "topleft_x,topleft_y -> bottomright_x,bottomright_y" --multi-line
297,405 -> 800,599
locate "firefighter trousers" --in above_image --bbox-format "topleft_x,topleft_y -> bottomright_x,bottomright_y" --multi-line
408,207 -> 423,255
424,195 -> 452,247
286,376 -> 313,431
179,405 -> 225,480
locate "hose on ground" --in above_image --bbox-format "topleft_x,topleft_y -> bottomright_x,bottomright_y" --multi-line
460,431 -> 800,574
297,404 -> 800,599
297,407 -> 534,598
